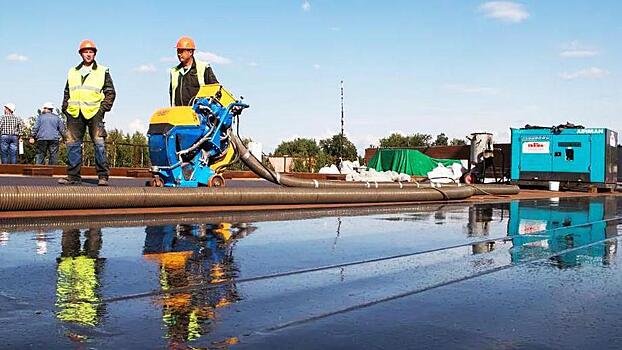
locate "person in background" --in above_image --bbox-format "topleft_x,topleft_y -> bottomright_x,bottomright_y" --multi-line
0,102 -> 25,164
29,102 -> 66,165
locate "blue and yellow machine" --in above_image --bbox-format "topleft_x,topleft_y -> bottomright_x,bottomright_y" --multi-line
147,84 -> 249,187
511,126 -> 618,189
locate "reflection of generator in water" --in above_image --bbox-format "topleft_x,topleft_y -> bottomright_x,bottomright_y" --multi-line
147,84 -> 249,187
511,125 -> 618,190
507,197 -> 617,267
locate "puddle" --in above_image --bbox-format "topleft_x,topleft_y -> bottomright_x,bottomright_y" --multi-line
1,196 -> 621,348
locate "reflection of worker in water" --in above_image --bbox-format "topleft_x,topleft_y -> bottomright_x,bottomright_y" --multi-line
55,228 -> 105,327
143,223 -> 254,346
466,205 -> 494,237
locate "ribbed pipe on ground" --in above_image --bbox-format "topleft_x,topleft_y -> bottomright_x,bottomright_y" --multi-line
0,186 -> 474,211
0,136 -> 517,211
231,135 -> 519,195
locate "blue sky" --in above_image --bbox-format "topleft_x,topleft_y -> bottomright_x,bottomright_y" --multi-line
1,1 -> 621,154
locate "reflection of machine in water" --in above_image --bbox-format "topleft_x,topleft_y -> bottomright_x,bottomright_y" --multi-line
143,223 -> 255,346
466,204 -> 508,254
507,197 -> 618,267
55,228 -> 105,327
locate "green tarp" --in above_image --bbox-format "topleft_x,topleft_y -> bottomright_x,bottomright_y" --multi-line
367,148 -> 461,176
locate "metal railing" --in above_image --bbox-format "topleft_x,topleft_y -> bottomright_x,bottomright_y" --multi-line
83,141 -> 150,168
18,140 -> 150,168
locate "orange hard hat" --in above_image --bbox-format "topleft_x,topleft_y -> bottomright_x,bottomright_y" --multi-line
176,36 -> 196,50
79,40 -> 97,52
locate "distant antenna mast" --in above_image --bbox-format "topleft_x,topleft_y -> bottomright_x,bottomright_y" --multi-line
339,80 -> 344,169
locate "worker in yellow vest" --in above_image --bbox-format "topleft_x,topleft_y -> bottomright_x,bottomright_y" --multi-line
59,40 -> 116,186
170,36 -> 219,106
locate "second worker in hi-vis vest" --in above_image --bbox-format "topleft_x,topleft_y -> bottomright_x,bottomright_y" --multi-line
170,36 -> 218,106
59,39 -> 116,186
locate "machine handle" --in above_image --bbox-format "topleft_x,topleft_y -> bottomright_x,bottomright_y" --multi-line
229,102 -> 250,116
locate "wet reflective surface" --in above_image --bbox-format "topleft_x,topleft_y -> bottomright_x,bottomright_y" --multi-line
2,196 -> 622,349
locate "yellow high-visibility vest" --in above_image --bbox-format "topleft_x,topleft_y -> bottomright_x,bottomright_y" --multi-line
66,64 -> 107,119
170,60 -> 207,106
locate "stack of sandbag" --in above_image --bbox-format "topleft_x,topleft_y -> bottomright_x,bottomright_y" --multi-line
426,163 -> 465,183
318,161 -> 412,182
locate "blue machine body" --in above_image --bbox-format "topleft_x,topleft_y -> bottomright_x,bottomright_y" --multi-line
147,96 -> 248,187
507,197 -> 617,267
511,127 -> 618,185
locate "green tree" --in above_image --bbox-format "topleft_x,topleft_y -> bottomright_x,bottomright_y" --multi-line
129,131 -> 149,167
104,129 -> 128,167
450,138 -> 467,146
319,134 -> 358,161
292,158 -> 308,172
433,133 -> 449,146
378,133 -> 432,148
273,138 -> 320,157
313,152 -> 333,172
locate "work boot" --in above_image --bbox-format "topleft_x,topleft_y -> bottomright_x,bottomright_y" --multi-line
98,177 -> 109,186
58,177 -> 82,185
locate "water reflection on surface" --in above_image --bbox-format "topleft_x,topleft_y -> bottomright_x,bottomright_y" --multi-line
56,228 -> 105,327
1,197 -> 622,348
506,197 -> 618,268
143,223 -> 254,348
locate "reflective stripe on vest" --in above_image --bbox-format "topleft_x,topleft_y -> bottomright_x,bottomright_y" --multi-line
66,65 -> 107,119
170,60 -> 207,106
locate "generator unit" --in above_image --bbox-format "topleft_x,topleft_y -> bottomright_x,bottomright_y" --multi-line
511,126 -> 618,189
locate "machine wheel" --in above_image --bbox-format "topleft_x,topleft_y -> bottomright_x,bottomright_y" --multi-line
148,176 -> 164,187
208,175 -> 225,187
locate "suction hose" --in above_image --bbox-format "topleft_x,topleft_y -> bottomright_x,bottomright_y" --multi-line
231,135 -> 519,195
0,186 -> 474,211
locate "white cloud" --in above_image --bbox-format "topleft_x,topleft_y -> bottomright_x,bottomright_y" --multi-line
330,27 -> 341,31
195,51 -> 232,64
6,53 -> 29,62
559,67 -> 610,80
247,61 -> 258,67
348,134 -> 381,154
560,50 -> 599,58
444,84 -> 498,95
133,64 -> 157,73
128,118 -> 146,133
479,1 -> 529,23
313,63 -> 321,70
559,41 -> 599,58
161,52 -> 232,65
302,0 -> 311,11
